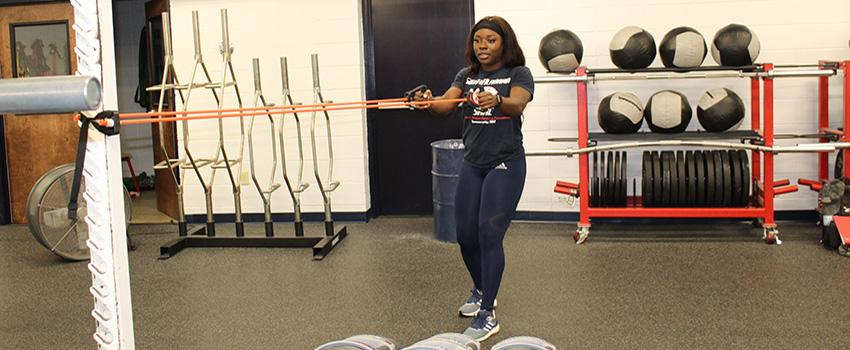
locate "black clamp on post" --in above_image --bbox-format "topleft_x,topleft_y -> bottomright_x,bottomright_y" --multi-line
68,111 -> 120,220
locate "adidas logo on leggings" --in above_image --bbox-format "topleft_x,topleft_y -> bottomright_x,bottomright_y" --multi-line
495,163 -> 508,170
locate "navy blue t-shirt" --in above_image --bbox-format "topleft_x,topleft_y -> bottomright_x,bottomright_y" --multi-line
451,65 -> 534,168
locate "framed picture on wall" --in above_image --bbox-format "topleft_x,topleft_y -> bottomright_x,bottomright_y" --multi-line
10,20 -> 70,78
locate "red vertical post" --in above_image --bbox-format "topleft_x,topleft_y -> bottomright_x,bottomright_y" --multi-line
844,61 -> 850,179
818,61 -> 830,182
763,63 -> 775,226
751,77 -> 761,186
577,68 -> 590,227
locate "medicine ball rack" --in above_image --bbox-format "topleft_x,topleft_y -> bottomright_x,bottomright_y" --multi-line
530,63 -> 848,245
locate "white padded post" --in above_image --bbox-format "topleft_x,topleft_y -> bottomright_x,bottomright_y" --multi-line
73,0 -> 136,348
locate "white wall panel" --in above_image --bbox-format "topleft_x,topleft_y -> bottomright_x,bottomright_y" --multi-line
170,0 -> 369,215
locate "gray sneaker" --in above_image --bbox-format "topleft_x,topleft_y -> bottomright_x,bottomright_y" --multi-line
458,289 -> 482,317
458,289 -> 498,317
462,309 -> 500,342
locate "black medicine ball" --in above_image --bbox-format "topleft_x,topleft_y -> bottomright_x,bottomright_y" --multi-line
697,88 -> 745,132
711,24 -> 761,66
539,29 -> 584,73
610,26 -> 656,69
644,90 -> 692,133
659,26 -> 707,68
598,92 -> 643,134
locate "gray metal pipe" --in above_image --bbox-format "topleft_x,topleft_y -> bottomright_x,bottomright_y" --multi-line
162,12 -> 173,57
280,57 -> 289,91
220,9 -> 230,60
192,11 -> 202,59
534,67 -> 840,84
0,76 -> 101,114
526,141 -> 850,156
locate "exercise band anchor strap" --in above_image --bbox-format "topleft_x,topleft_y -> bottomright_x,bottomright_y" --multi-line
68,111 -> 120,220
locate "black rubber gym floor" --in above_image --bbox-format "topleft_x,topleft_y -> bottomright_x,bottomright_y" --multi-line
1,218 -> 848,349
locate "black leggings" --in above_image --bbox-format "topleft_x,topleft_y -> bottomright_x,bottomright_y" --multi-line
455,157 -> 526,311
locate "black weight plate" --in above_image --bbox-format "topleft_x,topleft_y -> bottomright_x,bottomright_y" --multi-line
642,151 -> 651,207
705,150 -> 716,206
614,151 -> 621,207
600,152 -> 607,207
676,151 -> 686,207
603,176 -> 609,208
595,152 -> 602,207
686,151 -> 696,207
662,151 -> 673,207
593,176 -> 599,208
729,150 -> 742,207
729,150 -> 741,206
713,151 -> 724,207
666,151 -> 676,207
591,152 -> 598,207
652,151 -> 662,208
694,151 -> 706,207
602,152 -> 614,207
599,152 -> 605,207
621,152 -> 628,206
720,150 -> 732,207
739,150 -> 750,207
668,151 -> 679,207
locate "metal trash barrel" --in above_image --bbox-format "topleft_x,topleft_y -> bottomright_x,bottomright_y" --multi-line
431,139 -> 465,242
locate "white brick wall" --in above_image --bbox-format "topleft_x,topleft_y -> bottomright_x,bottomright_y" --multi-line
477,0 -> 850,211
169,0 -> 368,215
160,0 -> 849,217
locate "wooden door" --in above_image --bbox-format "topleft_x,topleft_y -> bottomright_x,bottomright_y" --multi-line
0,2 -> 77,224
145,0 -> 178,219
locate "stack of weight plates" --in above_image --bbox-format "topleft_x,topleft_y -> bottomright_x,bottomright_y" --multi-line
590,151 -> 629,207
641,150 -> 750,207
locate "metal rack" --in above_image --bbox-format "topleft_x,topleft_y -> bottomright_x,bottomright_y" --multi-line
531,64 -> 841,244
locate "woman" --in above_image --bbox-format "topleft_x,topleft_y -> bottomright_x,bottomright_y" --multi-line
413,15 -> 534,341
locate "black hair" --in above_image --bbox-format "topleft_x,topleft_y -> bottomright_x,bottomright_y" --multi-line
464,16 -> 525,76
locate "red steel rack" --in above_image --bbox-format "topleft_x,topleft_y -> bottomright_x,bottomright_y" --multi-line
547,64 -> 808,244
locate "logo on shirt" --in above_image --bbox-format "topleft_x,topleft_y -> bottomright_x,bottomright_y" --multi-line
468,86 -> 500,123
466,77 -> 512,86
